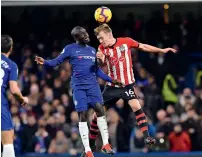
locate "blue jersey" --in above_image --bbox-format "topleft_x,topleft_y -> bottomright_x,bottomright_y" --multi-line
1,54 -> 18,106
44,43 -> 112,88
1,54 -> 18,131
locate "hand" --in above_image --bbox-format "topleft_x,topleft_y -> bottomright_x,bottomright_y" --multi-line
21,97 -> 29,107
161,48 -> 177,54
96,50 -> 104,59
35,56 -> 45,65
112,79 -> 124,87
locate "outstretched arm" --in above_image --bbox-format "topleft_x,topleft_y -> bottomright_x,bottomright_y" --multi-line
126,37 -> 177,54
138,43 -> 177,54
44,53 -> 67,67
35,47 -> 70,67
35,53 -> 67,67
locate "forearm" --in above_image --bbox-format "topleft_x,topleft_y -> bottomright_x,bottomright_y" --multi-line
139,43 -> 163,53
12,90 -> 24,103
44,59 -> 59,67
96,68 -> 112,83
97,58 -> 105,66
10,81 -> 24,103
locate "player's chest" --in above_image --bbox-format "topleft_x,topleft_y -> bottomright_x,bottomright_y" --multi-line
104,44 -> 128,65
71,49 -> 96,63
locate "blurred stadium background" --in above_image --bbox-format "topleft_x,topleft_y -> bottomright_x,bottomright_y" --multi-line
1,0 -> 202,157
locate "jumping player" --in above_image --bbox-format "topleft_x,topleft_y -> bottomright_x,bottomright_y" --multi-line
81,24 -> 177,156
1,35 -> 29,157
34,26 -> 122,157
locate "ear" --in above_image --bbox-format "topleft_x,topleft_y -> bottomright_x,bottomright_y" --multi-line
73,35 -> 78,41
9,46 -> 13,54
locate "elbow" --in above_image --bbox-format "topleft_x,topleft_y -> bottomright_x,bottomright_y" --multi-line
10,83 -> 20,95
138,43 -> 147,52
10,88 -> 19,95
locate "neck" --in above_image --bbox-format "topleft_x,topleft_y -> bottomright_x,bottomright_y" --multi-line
1,53 -> 9,57
108,38 -> 116,47
76,41 -> 86,46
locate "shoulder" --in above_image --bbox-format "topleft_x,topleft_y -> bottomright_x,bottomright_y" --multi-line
61,44 -> 76,54
98,44 -> 104,50
182,131 -> 189,137
118,37 -> 139,48
168,132 -> 175,138
118,37 -> 133,43
10,60 -> 18,69
64,43 -> 75,50
89,46 -> 97,54
88,46 -> 96,51
6,58 -> 18,69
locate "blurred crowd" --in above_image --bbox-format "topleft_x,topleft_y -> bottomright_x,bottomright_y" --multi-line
2,5 -> 202,156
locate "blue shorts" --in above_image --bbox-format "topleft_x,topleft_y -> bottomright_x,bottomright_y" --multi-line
73,84 -> 103,112
1,104 -> 13,131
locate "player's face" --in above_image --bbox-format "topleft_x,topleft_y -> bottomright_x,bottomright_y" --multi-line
78,28 -> 90,43
97,31 -> 111,48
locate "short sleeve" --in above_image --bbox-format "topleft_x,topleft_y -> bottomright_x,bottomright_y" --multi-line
125,37 -> 139,48
9,62 -> 18,81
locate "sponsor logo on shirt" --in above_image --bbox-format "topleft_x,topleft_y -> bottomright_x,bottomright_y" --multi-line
119,45 -> 126,52
78,56 -> 95,62
1,60 -> 9,69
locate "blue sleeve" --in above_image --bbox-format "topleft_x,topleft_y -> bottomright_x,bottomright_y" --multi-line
9,62 -> 18,81
96,67 -> 112,83
44,46 -> 70,67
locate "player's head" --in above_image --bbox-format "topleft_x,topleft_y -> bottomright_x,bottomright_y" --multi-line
94,24 -> 113,48
1,35 -> 13,54
71,26 -> 90,44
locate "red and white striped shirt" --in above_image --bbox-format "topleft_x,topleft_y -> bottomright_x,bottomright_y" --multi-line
98,37 -> 139,87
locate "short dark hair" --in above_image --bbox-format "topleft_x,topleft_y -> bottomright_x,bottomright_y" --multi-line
1,35 -> 13,53
71,26 -> 83,38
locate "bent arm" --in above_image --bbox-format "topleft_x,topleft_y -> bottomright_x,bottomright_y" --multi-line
9,81 -> 24,103
96,67 -> 112,83
9,63 -> 24,103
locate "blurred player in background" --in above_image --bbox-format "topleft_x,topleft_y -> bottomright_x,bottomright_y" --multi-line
81,23 -> 177,156
34,26 -> 123,157
1,35 -> 29,157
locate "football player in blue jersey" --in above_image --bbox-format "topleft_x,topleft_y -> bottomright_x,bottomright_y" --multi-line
34,26 -> 121,157
1,35 -> 29,157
